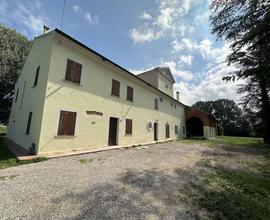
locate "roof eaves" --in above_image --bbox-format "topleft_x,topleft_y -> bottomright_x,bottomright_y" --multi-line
54,28 -> 186,107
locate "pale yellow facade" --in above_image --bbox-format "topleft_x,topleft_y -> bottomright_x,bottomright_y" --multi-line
7,30 -> 187,155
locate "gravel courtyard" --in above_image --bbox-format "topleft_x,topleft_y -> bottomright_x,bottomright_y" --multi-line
0,140 -> 269,220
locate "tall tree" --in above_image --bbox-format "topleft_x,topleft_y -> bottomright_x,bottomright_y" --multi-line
210,0 -> 270,144
193,99 -> 250,136
0,24 -> 31,124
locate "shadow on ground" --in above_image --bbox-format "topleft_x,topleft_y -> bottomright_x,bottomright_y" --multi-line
34,144 -> 270,219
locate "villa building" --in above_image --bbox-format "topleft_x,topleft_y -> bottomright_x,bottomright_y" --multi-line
7,29 -> 217,155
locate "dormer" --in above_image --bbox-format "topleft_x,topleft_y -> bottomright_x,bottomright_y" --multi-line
137,67 -> 175,97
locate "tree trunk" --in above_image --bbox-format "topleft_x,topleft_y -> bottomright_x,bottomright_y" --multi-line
259,78 -> 270,144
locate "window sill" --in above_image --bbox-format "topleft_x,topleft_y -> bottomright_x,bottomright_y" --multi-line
126,99 -> 133,103
111,94 -> 120,98
62,79 -> 82,86
124,134 -> 132,136
54,135 -> 76,139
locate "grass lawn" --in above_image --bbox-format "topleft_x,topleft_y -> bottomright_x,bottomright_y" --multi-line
181,135 -> 268,148
181,136 -> 270,219
0,138 -> 47,170
0,124 -> 7,135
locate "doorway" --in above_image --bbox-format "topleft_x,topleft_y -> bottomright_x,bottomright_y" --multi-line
108,117 -> 118,146
186,117 -> 204,137
154,122 -> 158,141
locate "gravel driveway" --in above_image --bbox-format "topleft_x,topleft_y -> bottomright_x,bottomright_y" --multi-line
1,140 -> 266,220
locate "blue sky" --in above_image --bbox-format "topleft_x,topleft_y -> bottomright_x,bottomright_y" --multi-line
0,0 -> 241,105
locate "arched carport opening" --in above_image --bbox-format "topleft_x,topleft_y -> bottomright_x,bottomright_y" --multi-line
186,117 -> 203,137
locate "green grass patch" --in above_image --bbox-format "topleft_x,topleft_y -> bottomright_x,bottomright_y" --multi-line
79,158 -> 94,164
0,138 -> 47,170
0,124 -> 7,135
179,136 -> 270,149
215,136 -> 267,148
196,168 -> 270,219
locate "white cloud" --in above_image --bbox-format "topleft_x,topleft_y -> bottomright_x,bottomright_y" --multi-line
12,3 -> 51,37
130,28 -> 163,44
179,54 -> 193,66
130,0 -> 195,43
139,11 -> 152,20
84,12 -> 99,24
173,63 -> 243,105
72,5 -> 81,13
129,67 -> 153,75
171,38 -> 230,62
72,4 -> 99,24
194,11 -> 209,25
160,59 -> 194,81
131,60 -> 194,81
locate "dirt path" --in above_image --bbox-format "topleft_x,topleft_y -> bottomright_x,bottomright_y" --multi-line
0,141 -> 269,219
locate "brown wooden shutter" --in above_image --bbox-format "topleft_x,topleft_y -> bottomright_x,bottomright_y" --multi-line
127,86 -> 133,101
33,66 -> 40,87
65,59 -> 82,84
58,111 -> 77,136
125,119 -> 132,135
166,124 -> 170,138
26,111 -> 33,135
154,98 -> 158,110
111,79 -> 120,97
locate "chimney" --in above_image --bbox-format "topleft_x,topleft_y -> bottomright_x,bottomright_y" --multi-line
43,25 -> 50,34
176,91 -> 180,101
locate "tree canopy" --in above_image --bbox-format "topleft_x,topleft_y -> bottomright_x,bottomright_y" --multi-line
192,99 -> 250,136
210,0 -> 270,143
0,24 -> 31,124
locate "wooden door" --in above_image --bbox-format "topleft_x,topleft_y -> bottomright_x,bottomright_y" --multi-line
154,122 -> 158,141
108,117 -> 118,146
166,124 -> 170,138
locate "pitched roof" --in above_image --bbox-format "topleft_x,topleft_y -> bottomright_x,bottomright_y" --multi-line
155,67 -> 175,83
51,29 -> 185,107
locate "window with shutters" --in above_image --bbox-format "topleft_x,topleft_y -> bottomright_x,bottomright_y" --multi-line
126,86 -> 133,102
175,125 -> 178,134
111,79 -> 120,97
15,88 -> 19,102
57,111 -> 77,136
154,98 -> 158,110
125,119 -> 132,135
26,111 -> 32,135
33,66 -> 40,87
65,59 -> 82,84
